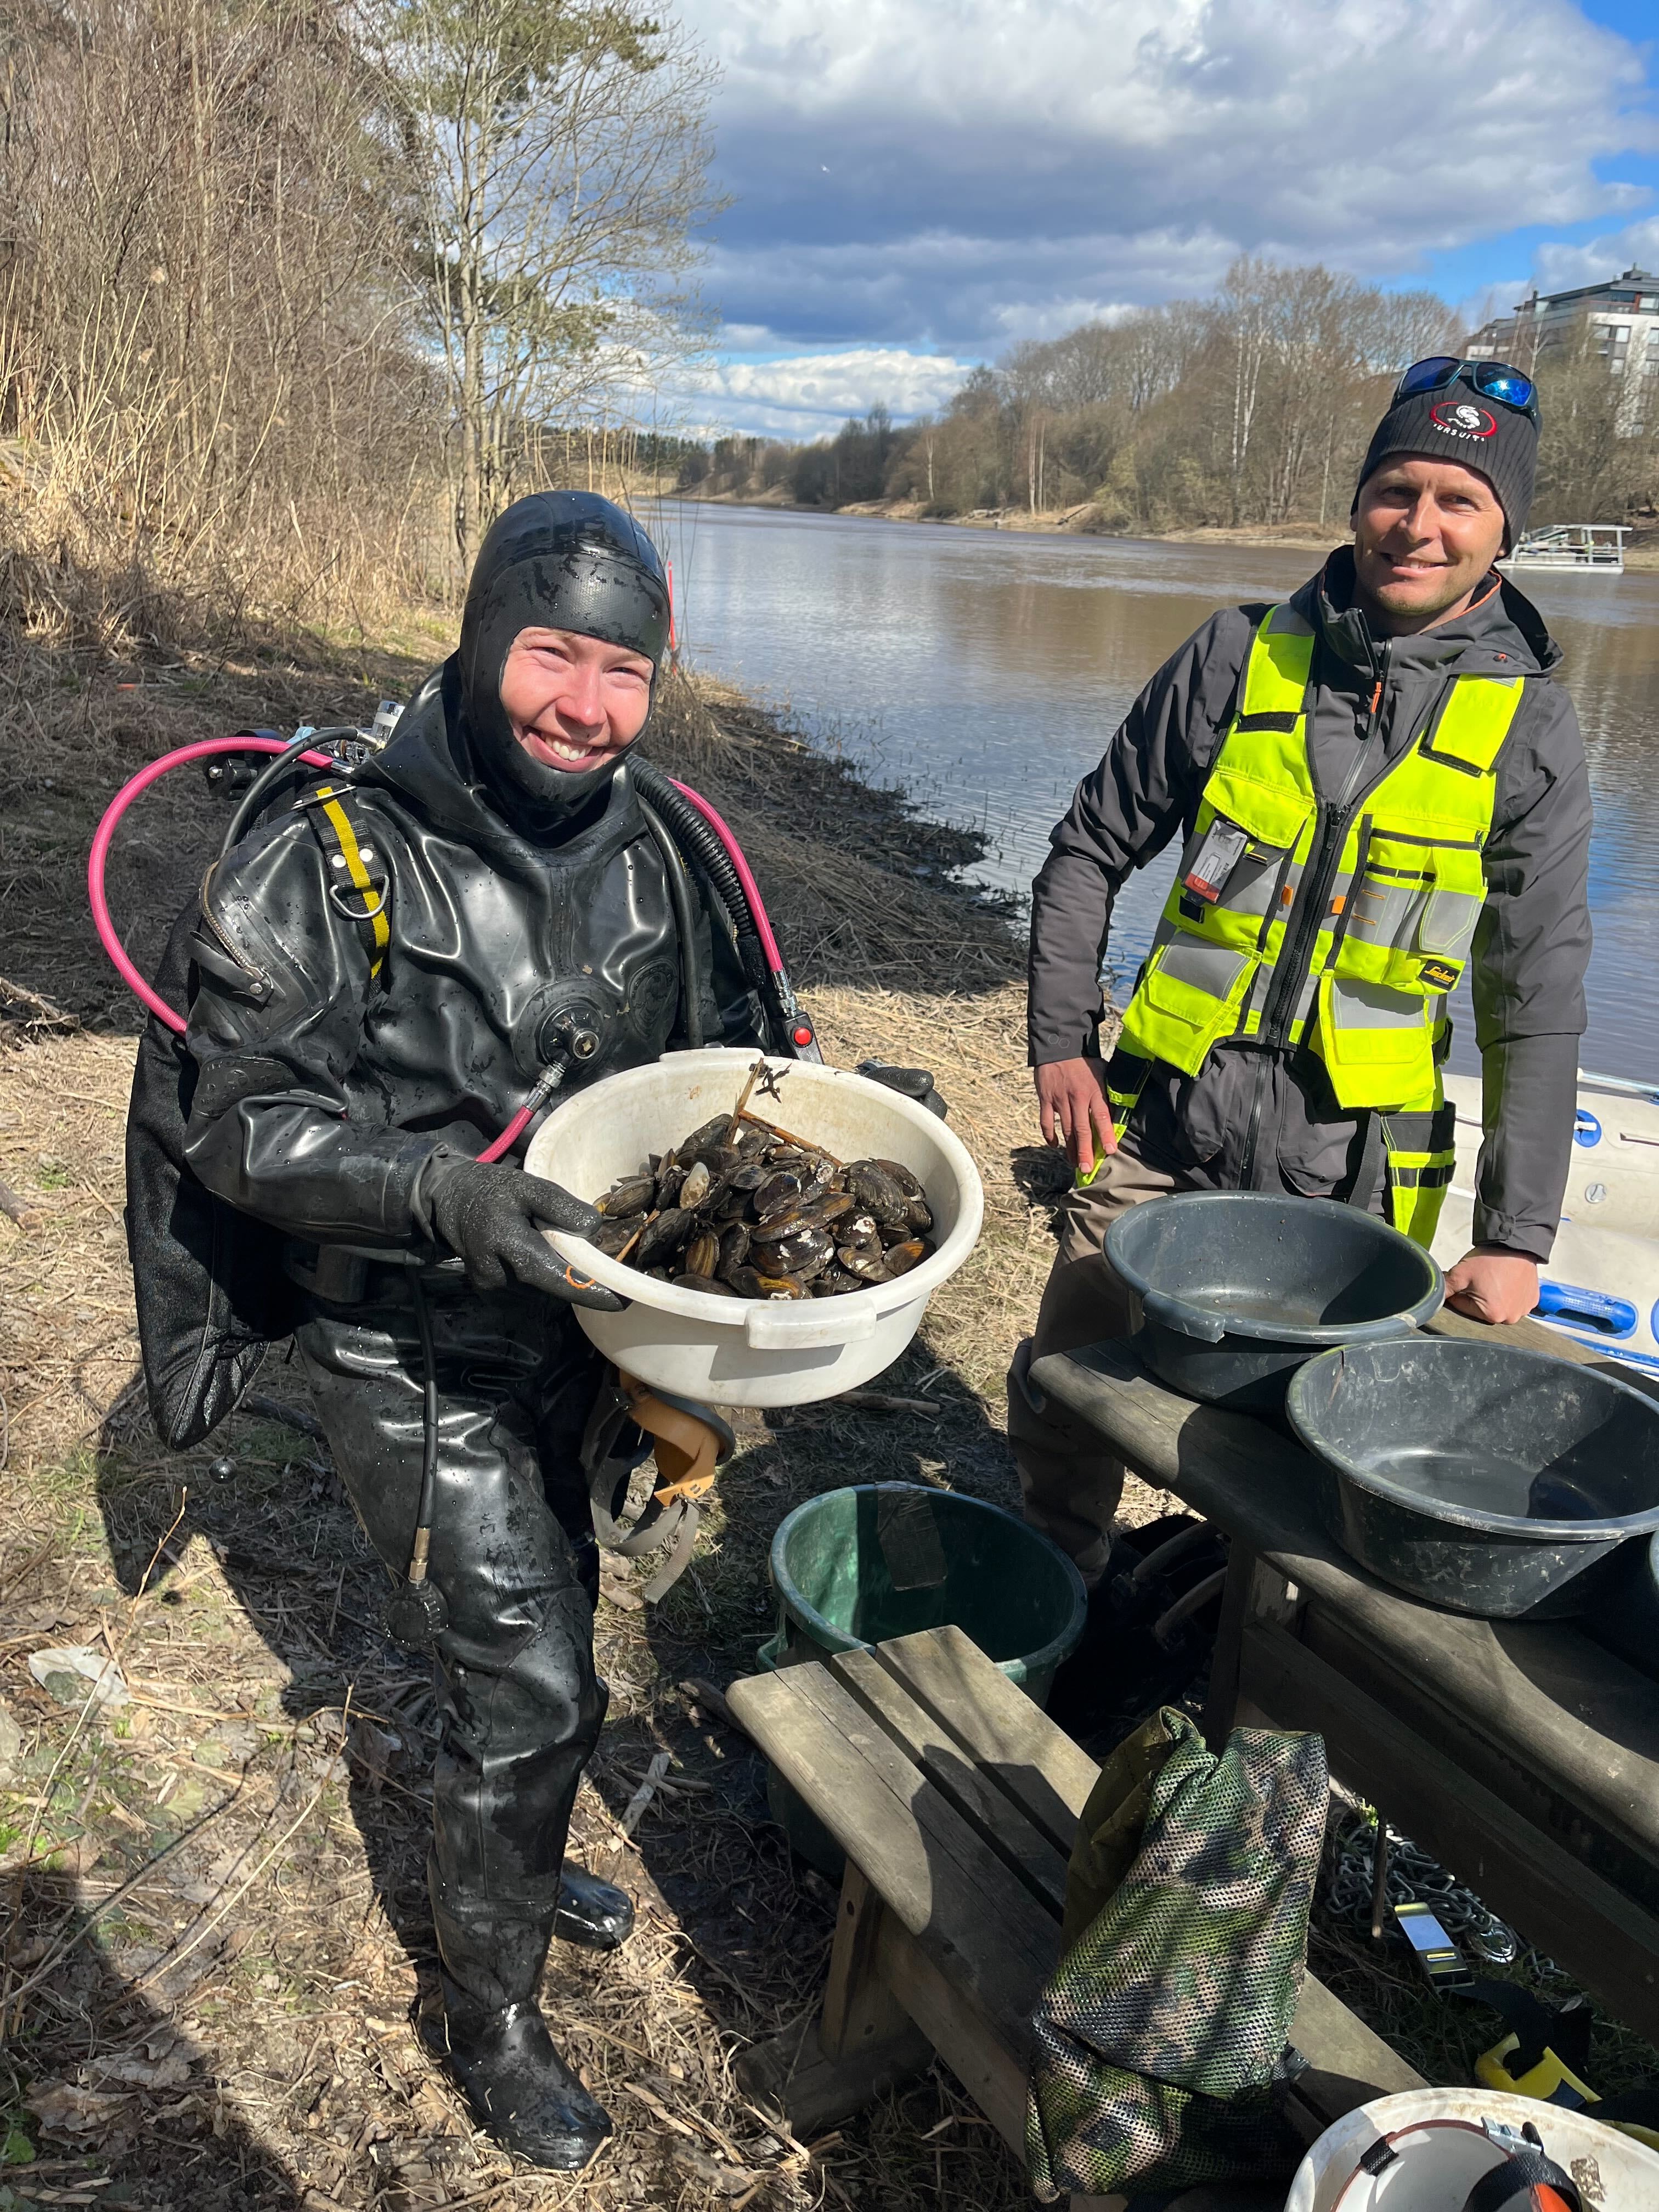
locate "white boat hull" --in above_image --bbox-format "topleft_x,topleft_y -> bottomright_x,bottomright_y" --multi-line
1432,1070 -> 1659,1372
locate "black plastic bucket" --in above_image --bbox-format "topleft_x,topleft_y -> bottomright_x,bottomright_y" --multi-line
1588,1529 -> 1659,1678
1106,1190 -> 1443,1411
1286,1336 -> 1659,1618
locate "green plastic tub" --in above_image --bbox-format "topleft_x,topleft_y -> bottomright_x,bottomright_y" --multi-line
755,1482 -> 1089,1874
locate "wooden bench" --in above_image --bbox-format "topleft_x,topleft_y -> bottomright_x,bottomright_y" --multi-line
729,1623 -> 1422,2207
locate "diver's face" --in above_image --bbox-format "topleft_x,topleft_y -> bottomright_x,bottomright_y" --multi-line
498,627 -> 654,772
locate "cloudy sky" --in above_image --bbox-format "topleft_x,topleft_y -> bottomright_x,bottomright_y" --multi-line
667,0 -> 1659,439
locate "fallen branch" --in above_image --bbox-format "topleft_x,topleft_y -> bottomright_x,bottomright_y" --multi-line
679,1677 -> 752,1741
243,1395 -> 328,1444
619,1749 -> 672,1837
0,975 -> 77,1031
836,1390 -> 941,1417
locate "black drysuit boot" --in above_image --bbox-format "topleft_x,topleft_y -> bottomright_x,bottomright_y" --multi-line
555,1865 -> 634,1951
430,1871 -> 613,2169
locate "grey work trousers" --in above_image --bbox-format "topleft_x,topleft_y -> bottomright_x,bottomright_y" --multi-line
1006,1138 -> 1192,1587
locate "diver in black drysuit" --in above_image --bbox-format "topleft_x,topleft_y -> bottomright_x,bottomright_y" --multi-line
176,494 -> 757,2168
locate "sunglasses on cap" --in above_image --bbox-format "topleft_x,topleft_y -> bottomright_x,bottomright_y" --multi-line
1393,356 -> 1539,424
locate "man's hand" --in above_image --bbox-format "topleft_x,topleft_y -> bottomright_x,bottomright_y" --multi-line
1035,1057 -> 1116,1175
1443,1247 -> 1539,1325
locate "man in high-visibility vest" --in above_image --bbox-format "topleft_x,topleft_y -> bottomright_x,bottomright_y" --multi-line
1008,360 -> 1593,1592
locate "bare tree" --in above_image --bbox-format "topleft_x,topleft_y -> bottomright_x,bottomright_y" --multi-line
1,0 -> 428,615
380,0 -> 719,566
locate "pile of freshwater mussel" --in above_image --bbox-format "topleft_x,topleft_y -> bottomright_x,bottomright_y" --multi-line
585,1110 -> 935,1298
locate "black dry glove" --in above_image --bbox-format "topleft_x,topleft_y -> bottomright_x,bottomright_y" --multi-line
421,1158 -> 627,1310
857,1058 -> 949,1120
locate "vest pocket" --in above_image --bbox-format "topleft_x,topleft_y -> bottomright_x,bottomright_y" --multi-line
1123,938 -> 1256,1077
1415,883 -> 1483,963
1316,973 -> 1435,1109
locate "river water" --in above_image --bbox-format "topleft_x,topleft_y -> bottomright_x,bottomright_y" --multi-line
650,500 -> 1658,1086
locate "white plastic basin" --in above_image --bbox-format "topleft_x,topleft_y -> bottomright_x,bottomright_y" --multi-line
524,1049 -> 985,1407
1286,2087 -> 1659,2212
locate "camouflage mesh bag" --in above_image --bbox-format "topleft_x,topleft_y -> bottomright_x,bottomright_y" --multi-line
1025,1706 -> 1329,2202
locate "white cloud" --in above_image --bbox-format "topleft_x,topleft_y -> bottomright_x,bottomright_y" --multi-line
674,0 -> 1655,349
1533,219 -> 1659,296
672,346 -> 975,438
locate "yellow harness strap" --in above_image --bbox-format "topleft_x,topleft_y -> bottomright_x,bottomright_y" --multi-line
300,783 -> 392,979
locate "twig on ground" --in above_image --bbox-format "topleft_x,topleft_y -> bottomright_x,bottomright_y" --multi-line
679,1678 -> 751,1740
619,1750 -> 672,1837
0,1782 -> 247,2026
0,975 -> 77,1030
837,1390 -> 940,1417
244,1394 -> 328,1443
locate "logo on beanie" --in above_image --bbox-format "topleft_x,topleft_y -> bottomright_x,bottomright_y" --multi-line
1429,399 -> 1496,441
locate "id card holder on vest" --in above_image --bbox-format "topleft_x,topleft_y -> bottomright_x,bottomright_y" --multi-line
1183,822 -> 1248,904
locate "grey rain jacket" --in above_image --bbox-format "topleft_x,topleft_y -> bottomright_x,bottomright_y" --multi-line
1027,546 -> 1593,1260
181,667 -> 755,1249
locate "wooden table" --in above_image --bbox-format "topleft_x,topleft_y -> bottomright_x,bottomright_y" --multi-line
730,1624 -> 1422,2210
1031,1314 -> 1659,2044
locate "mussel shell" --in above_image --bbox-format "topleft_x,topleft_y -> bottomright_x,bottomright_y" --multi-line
726,1263 -> 806,1301
844,1212 -> 879,1244
754,1170 -> 803,1221
654,1161 -> 687,1208
874,1158 -> 925,1199
672,1271 -> 735,1296
682,1114 -> 733,1153
881,1238 -> 929,1278
729,1163 -> 771,1192
596,1175 -> 654,1218
903,1196 -> 934,1234
684,1230 -> 720,1279
678,1158 -> 712,1210
815,1263 -> 867,1296
588,1220 -> 637,1258
634,1206 -> 692,1267
769,1226 -> 834,1279
837,1243 -> 890,1283
718,1223 -> 751,1273
848,1160 -> 911,1227
803,1190 -> 856,1229
747,1210 -> 804,1245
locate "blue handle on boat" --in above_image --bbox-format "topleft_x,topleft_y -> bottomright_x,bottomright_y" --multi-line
1533,1279 -> 1639,1340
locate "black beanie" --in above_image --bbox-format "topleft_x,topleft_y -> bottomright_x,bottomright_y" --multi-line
1352,381 -> 1538,549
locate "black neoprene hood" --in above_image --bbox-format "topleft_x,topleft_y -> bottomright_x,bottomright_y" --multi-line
456,490 -> 672,822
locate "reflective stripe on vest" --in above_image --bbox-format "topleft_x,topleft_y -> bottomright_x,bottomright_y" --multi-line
1116,606 -> 1522,1116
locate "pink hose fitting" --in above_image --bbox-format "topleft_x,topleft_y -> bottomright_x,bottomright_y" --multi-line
89,737 -> 335,1035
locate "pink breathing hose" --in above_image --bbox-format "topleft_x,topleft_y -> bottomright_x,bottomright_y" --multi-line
668,777 -> 784,973
89,736 -> 792,1162
88,737 -> 337,1036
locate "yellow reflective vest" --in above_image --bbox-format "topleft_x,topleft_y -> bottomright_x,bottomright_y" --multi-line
1104,605 -> 1526,1245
